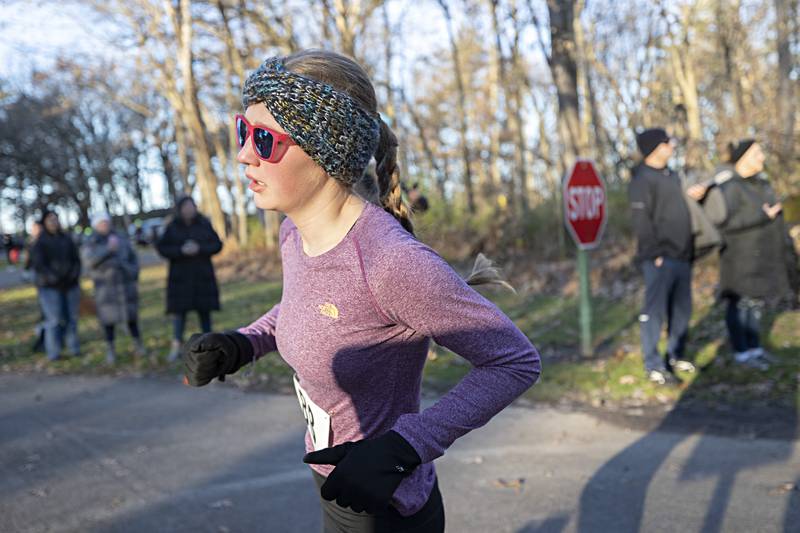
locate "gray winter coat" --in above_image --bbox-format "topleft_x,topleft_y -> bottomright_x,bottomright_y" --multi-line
82,231 -> 140,325
704,173 -> 795,301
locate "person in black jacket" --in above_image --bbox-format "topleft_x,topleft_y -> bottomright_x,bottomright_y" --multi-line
30,210 -> 82,361
23,221 -> 46,353
629,128 -> 695,385
156,196 -> 223,362
704,139 -> 797,369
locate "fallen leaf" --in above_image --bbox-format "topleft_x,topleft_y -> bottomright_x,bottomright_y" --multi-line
110,496 -> 126,508
618,375 -> 636,385
769,483 -> 798,496
655,393 -> 671,404
493,478 -> 525,493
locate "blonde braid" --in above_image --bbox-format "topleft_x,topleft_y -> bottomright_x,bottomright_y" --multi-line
375,118 -> 414,235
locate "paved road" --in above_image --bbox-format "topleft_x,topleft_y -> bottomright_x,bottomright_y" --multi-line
1,373 -> 798,533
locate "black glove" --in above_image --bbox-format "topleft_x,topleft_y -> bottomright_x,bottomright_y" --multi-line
182,331 -> 254,386
303,430 -> 421,514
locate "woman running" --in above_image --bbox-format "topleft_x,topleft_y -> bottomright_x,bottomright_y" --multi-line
182,49 -> 541,533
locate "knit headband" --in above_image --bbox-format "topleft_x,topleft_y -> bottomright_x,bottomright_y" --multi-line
242,56 -> 380,185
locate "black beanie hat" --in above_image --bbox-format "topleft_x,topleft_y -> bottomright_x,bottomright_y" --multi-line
728,138 -> 755,164
636,128 -> 670,158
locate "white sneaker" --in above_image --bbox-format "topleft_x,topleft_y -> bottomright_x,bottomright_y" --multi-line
166,340 -> 182,363
734,350 -> 769,370
648,370 -> 666,385
747,348 -> 776,363
669,359 -> 696,373
105,346 -> 117,366
648,370 -> 679,385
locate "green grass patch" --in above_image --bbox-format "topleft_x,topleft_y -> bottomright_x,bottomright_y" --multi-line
2,264 -> 798,413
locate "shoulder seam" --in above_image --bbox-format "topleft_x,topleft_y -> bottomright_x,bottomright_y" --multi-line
279,220 -> 294,248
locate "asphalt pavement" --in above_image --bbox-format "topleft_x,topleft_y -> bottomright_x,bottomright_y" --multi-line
1,373 -> 798,533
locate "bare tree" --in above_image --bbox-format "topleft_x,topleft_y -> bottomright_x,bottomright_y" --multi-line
774,0 -> 798,174
438,0 -> 477,213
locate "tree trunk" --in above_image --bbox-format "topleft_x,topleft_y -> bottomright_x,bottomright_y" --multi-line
174,120 -> 193,197
438,0 -> 476,213
508,1 -> 530,212
333,0 -> 357,57
669,5 -> 704,169
547,0 -> 587,161
159,141 -> 179,203
401,88 -> 447,203
175,0 -> 226,238
716,0 -> 746,128
217,0 -> 250,247
774,0 -> 797,174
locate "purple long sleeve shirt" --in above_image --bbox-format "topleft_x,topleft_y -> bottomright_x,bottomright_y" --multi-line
239,201 -> 541,516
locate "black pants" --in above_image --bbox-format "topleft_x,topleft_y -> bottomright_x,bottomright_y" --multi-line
312,470 -> 445,533
639,258 -> 692,371
172,310 -> 211,342
103,321 -> 141,343
724,296 -> 763,352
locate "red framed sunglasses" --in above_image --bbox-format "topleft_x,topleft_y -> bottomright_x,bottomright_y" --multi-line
235,114 -> 295,163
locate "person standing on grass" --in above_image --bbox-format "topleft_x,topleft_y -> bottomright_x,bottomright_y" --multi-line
629,128 -> 697,386
82,212 -> 146,365
23,220 -> 46,353
155,196 -> 223,362
29,210 -> 82,361
703,139 -> 798,369
179,50 -> 541,533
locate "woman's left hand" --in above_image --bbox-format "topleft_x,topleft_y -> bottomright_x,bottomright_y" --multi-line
303,430 -> 421,514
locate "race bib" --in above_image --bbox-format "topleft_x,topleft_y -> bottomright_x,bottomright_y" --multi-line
292,374 -> 331,451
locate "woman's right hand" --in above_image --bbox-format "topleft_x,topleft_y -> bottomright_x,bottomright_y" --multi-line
181,240 -> 200,256
182,331 -> 254,386
762,202 -> 783,220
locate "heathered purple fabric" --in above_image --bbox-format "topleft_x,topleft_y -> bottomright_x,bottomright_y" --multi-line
238,201 -> 541,516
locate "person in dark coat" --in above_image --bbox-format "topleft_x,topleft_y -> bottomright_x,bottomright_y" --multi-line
82,212 -> 146,365
156,196 -> 223,361
30,210 -> 82,361
629,128 -> 696,385
23,220 -> 46,353
704,139 -> 798,368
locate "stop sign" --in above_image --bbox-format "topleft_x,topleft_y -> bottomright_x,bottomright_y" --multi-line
563,159 -> 606,249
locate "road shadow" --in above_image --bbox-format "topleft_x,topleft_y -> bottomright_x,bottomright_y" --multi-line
574,304 -> 798,533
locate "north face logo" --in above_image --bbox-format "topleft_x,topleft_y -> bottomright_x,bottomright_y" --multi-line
318,302 -> 339,320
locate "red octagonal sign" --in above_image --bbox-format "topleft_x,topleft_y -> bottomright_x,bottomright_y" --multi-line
563,159 -> 607,249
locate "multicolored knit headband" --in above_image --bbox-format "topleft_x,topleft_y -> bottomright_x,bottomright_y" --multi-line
242,56 -> 380,185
